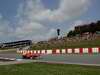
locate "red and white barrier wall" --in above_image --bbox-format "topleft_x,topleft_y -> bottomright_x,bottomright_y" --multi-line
17,47 -> 100,55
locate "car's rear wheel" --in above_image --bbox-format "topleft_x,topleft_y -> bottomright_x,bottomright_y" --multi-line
22,55 -> 27,59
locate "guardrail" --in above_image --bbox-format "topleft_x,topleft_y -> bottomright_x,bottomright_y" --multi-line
0,57 -> 16,61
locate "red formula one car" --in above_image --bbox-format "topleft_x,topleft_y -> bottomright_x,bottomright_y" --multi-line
22,52 -> 40,59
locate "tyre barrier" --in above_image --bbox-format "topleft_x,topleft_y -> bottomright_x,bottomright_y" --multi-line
17,47 -> 100,55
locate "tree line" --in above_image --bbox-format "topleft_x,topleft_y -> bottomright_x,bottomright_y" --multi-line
67,20 -> 100,37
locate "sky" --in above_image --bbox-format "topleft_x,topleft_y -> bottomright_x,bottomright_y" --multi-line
0,0 -> 100,43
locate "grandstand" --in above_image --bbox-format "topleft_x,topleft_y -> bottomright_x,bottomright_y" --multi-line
0,40 -> 32,49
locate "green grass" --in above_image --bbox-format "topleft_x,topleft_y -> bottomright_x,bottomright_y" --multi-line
64,39 -> 100,48
32,38 -> 100,50
0,63 -> 100,75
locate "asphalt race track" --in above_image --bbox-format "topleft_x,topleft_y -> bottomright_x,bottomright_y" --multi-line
0,50 -> 21,59
0,50 -> 100,66
39,54 -> 100,66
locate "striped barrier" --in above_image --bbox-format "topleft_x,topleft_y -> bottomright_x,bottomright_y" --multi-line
17,47 -> 100,55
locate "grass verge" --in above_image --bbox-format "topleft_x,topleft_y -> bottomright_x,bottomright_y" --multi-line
32,38 -> 100,50
0,62 -> 100,75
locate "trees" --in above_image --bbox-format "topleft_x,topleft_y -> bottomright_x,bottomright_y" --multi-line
67,20 -> 100,37
67,30 -> 76,37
